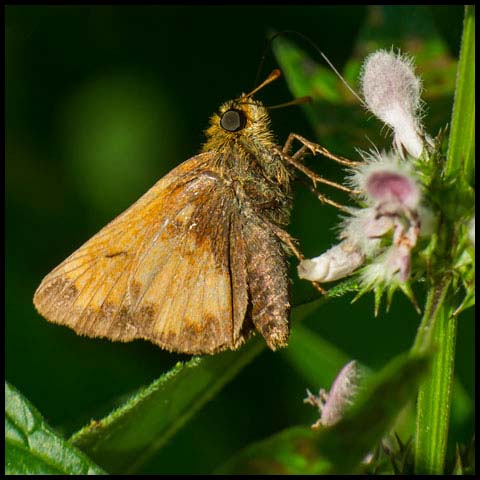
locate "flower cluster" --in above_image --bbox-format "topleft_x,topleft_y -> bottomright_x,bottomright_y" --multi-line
298,49 -> 436,306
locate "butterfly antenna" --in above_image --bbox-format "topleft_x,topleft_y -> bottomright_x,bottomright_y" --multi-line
245,69 -> 282,98
255,30 -> 365,106
267,96 -> 312,110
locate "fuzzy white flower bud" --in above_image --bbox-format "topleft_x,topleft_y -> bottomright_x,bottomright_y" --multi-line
304,360 -> 365,428
360,50 -> 424,158
298,240 -> 365,283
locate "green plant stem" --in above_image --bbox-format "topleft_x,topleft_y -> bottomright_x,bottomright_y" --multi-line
445,5 -> 475,184
413,281 -> 456,474
413,6 -> 474,473
411,280 -> 450,355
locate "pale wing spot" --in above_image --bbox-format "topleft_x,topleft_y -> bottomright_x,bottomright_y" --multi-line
149,233 -> 199,339
176,249 -> 208,337
203,265 -> 232,345
124,197 -> 201,315
117,186 -> 204,317
175,203 -> 196,225
95,198 -> 197,328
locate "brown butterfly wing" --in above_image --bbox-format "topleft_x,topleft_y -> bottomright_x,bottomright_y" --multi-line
33,152 -> 250,354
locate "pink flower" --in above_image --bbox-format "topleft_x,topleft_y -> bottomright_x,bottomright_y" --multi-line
299,150 -> 429,286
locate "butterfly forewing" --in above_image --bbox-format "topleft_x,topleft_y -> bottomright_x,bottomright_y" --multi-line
34,153 -> 250,354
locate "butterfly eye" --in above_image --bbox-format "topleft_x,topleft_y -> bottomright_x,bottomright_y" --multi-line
220,109 -> 246,132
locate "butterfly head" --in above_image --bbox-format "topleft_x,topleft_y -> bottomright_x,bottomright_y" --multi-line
202,95 -> 275,154
202,69 -> 284,156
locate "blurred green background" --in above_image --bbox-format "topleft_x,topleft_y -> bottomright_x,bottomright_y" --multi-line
6,5 -> 473,474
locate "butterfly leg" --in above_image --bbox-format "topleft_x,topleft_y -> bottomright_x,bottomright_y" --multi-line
283,132 -> 362,167
269,223 -> 327,295
299,179 -> 352,214
281,133 -> 362,195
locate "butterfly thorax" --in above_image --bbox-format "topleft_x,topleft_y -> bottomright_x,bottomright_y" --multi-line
202,96 -> 292,226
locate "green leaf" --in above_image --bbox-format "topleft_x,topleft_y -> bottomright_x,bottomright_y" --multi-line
70,337 -> 264,474
5,381 -> 105,475
217,425 -> 329,475
217,351 -> 430,474
446,5 -> 475,182
69,287 -> 355,474
272,35 -> 345,104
